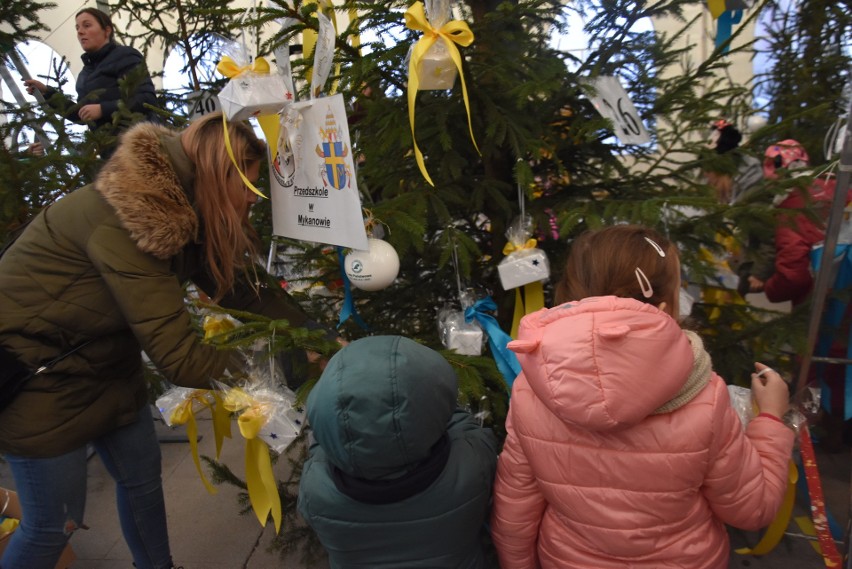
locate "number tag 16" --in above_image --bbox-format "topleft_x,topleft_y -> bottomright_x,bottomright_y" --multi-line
587,76 -> 651,145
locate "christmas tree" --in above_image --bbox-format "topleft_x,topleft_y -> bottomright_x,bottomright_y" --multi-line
3,0 -> 850,563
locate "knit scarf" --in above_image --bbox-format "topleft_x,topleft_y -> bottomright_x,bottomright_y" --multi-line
653,330 -> 712,414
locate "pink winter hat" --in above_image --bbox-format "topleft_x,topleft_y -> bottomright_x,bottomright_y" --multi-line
763,139 -> 810,179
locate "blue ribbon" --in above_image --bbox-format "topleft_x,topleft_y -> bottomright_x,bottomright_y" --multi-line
337,247 -> 369,330
464,297 -> 521,390
715,9 -> 742,53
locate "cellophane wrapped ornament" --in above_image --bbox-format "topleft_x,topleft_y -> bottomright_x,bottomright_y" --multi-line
438,305 -> 484,356
406,0 -> 458,90
217,345 -> 306,455
727,383 -> 809,434
497,215 -> 550,290
216,39 -> 292,122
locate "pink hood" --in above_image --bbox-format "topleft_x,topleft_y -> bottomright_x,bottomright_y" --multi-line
508,296 -> 694,431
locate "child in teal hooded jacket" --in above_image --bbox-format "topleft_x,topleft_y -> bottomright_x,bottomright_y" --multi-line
298,335 -> 498,568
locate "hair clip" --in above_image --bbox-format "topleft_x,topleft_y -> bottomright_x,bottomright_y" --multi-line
635,267 -> 653,298
643,236 -> 666,257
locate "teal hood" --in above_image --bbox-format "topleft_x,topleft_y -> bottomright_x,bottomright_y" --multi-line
306,335 -> 457,480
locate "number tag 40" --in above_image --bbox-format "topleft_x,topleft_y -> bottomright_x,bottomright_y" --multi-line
587,76 -> 651,145
186,91 -> 222,121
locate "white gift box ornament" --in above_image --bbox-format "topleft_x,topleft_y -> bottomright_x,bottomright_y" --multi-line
438,307 -> 484,356
259,404 -> 306,454
216,56 -> 292,122
416,41 -> 458,90
344,238 -> 400,291
498,247 -> 550,290
448,326 -> 484,356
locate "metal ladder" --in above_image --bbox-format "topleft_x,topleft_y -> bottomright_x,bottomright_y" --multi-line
790,98 -> 852,568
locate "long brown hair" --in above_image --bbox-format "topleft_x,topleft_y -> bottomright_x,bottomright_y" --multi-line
555,225 -> 680,309
181,113 -> 266,300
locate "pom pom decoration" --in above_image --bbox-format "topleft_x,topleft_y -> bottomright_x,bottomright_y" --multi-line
344,238 -> 400,291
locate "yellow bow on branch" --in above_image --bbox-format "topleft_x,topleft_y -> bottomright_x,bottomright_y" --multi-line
405,1 -> 479,186
222,388 -> 282,534
216,55 -> 271,79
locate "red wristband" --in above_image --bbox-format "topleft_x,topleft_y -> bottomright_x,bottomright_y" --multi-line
757,412 -> 784,424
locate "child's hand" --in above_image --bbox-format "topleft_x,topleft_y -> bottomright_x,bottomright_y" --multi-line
750,362 -> 789,419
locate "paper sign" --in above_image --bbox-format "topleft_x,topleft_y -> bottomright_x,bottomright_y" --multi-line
269,93 -> 368,250
587,76 -> 651,144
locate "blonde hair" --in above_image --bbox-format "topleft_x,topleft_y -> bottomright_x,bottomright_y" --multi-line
555,225 -> 680,308
181,113 -> 266,300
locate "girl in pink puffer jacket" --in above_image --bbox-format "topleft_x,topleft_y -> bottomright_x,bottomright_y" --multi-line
490,224 -> 794,569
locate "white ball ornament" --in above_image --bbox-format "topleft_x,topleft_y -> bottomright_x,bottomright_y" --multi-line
344,238 -> 400,291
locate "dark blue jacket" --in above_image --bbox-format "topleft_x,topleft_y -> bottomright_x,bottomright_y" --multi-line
45,43 -> 158,155
298,336 -> 498,569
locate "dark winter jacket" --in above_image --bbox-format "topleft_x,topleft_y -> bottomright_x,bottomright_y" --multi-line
45,43 -> 159,156
298,335 -> 498,569
0,122 -> 316,458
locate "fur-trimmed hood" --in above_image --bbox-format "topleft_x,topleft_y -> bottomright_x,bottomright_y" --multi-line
95,122 -> 198,259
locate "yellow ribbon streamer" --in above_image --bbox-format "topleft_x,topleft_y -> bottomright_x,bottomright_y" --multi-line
170,391 -> 218,495
221,113 -> 268,199
511,281 -> 545,338
216,56 -> 273,199
735,460 -> 798,555
502,238 -> 538,256
210,391 -> 232,460
223,388 -> 282,533
793,515 -> 824,555
405,1 -> 479,186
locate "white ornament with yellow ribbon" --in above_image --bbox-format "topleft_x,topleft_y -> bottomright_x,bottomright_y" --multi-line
405,0 -> 479,186
219,383 -> 306,534
216,55 -> 293,123
498,227 -> 550,291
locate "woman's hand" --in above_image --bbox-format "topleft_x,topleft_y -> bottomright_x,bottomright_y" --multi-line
78,104 -> 103,122
23,79 -> 47,95
751,362 -> 789,419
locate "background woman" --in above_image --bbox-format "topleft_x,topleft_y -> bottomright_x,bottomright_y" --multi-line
23,7 -> 159,158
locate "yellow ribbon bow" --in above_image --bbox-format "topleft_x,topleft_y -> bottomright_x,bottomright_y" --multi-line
502,238 -> 537,256
203,314 -> 237,341
405,1 -> 479,186
215,55 -> 271,79
222,388 -> 282,533
170,390 -> 222,495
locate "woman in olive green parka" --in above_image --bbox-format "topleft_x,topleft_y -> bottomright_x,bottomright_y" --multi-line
0,114 -> 322,569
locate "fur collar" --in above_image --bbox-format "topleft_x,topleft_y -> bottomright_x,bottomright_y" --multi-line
95,122 -> 198,259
